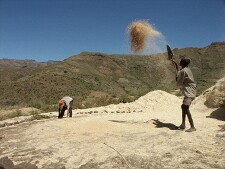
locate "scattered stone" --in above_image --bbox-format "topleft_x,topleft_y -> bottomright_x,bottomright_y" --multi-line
163,152 -> 173,158
216,132 -> 225,138
218,124 -> 225,131
181,159 -> 191,164
94,111 -> 98,113
0,123 -> 6,128
0,157 -> 14,169
4,123 -> 11,127
0,157 -> 39,169
196,150 -> 202,154
0,135 -> 4,140
13,121 -> 19,125
14,162 -> 38,169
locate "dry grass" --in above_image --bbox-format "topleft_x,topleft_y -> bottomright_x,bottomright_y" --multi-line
128,20 -> 160,52
0,107 -> 41,121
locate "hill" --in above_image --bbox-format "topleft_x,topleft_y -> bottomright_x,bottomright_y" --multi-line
0,42 -> 225,110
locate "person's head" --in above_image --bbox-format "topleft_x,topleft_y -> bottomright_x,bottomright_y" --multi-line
180,57 -> 190,68
58,100 -> 65,107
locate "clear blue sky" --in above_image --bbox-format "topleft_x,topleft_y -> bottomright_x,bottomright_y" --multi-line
0,0 -> 225,62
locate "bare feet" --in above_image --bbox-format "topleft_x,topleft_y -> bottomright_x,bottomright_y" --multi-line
185,127 -> 196,132
177,125 -> 186,130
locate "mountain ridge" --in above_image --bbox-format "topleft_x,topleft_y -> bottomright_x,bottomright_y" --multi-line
1,42 -> 225,110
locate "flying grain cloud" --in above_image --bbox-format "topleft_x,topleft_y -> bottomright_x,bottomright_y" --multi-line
128,20 -> 167,54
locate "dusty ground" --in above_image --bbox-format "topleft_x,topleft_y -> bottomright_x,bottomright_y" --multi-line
0,90 -> 225,169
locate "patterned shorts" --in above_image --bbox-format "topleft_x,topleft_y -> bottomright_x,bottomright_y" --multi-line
183,97 -> 194,106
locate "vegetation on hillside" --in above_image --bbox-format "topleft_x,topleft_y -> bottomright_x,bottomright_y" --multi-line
0,42 -> 225,110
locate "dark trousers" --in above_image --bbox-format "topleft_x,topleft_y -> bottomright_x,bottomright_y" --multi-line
58,106 -> 67,118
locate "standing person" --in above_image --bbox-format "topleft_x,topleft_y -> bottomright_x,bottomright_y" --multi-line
176,57 -> 197,132
58,96 -> 73,118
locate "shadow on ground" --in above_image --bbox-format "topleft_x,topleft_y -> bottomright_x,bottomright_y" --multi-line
207,107 -> 225,121
152,119 -> 179,130
109,120 -> 127,123
108,120 -> 147,124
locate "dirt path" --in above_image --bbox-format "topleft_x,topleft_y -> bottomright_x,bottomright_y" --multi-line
0,90 -> 225,169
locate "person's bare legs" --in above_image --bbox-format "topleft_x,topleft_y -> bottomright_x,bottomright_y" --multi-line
178,104 -> 196,132
185,109 -> 196,132
178,104 -> 187,129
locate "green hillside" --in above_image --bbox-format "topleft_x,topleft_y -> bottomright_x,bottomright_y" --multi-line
1,42 -> 225,110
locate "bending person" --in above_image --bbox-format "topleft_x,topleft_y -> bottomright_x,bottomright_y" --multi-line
58,96 -> 73,118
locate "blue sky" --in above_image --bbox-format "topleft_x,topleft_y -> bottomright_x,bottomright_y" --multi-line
0,0 -> 225,62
